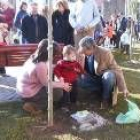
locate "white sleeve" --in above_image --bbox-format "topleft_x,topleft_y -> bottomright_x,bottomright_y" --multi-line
120,34 -> 125,43
69,4 -> 77,29
88,0 -> 100,28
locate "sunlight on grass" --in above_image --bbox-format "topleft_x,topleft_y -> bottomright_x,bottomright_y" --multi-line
130,94 -> 140,99
122,67 -> 140,72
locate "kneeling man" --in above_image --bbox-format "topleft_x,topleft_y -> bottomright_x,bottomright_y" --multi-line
78,36 -> 129,108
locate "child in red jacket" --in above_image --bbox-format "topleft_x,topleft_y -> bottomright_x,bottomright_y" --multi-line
54,45 -> 84,109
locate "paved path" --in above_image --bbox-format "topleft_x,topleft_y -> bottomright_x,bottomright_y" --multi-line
0,67 -> 22,102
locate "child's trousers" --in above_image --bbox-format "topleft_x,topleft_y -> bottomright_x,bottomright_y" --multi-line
62,81 -> 78,106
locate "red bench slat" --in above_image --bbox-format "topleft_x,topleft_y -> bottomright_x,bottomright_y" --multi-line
0,44 -> 37,66
0,43 -> 63,66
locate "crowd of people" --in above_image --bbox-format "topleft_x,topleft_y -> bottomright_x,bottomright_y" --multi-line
0,0 -> 131,114
0,0 -> 136,48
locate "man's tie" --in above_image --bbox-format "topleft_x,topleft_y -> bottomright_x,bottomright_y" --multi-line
87,55 -> 94,75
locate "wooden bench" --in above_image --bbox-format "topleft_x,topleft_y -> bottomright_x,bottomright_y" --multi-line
0,44 -> 63,66
0,44 -> 37,66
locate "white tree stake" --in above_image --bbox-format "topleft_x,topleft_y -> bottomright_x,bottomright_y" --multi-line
47,0 -> 53,126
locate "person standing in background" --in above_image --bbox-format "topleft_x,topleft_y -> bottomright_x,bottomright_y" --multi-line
0,1 -> 15,30
21,2 -> 48,44
52,0 -> 74,45
14,2 -> 28,30
120,29 -> 131,55
14,2 -> 28,44
69,0 -> 100,47
0,23 -> 10,76
40,5 -> 48,20
115,14 -> 127,48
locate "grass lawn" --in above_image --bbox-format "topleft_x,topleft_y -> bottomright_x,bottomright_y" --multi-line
0,47 -> 140,140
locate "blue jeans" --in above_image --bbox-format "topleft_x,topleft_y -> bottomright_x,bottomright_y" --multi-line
77,71 -> 116,100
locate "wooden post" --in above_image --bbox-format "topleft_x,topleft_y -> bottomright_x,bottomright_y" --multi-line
47,0 -> 53,126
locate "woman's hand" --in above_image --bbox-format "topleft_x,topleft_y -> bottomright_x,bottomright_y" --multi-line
63,83 -> 72,92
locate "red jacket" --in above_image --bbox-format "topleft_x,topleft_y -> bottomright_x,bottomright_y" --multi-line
54,60 -> 84,83
1,8 -> 15,29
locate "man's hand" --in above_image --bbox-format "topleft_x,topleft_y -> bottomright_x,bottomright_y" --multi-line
123,89 -> 130,99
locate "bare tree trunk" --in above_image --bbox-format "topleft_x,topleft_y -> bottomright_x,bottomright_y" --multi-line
47,0 -> 53,126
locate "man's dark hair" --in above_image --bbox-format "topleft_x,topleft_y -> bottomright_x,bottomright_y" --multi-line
79,36 -> 96,50
32,39 -> 59,63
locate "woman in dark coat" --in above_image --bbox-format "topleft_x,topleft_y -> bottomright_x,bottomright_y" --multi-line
52,0 -> 74,45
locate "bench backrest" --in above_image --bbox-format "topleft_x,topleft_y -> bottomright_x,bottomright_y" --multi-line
0,44 -> 37,66
0,44 -> 64,66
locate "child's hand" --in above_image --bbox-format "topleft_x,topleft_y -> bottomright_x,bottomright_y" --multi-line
63,83 -> 72,92
74,68 -> 80,73
59,77 -> 64,82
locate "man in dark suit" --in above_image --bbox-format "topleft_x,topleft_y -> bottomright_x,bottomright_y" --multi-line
22,2 -> 48,44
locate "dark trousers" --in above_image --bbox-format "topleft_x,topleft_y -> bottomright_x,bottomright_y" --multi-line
77,71 -> 116,101
0,67 -> 6,74
110,34 -> 117,46
23,87 -> 48,110
116,31 -> 122,48
61,81 -> 78,106
122,44 -> 130,55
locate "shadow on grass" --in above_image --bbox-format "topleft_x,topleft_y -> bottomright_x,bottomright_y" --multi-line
0,95 -> 140,139
9,94 -> 140,140
1,94 -> 140,140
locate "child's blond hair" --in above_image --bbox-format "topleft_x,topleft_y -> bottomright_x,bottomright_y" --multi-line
62,45 -> 76,56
